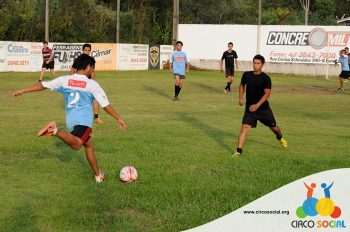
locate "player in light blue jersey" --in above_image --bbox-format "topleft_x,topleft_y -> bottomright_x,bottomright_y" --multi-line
13,54 -> 127,183
337,49 -> 350,91
169,41 -> 190,100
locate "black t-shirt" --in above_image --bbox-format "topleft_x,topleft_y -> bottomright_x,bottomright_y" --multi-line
241,71 -> 272,111
221,50 -> 238,69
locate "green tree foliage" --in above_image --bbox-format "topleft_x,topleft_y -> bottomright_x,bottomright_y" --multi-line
0,0 -> 347,44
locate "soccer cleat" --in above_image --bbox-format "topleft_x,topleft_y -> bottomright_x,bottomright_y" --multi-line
337,88 -> 345,91
37,121 -> 57,137
94,117 -> 104,124
95,171 -> 105,183
173,96 -> 179,101
38,80 -> 42,82
279,138 -> 288,148
224,89 -> 228,94
232,151 -> 241,158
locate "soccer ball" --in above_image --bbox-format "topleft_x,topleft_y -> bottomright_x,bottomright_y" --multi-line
119,166 -> 138,182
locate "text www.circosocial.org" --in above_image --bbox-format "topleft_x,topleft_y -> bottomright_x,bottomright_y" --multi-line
243,210 -> 290,215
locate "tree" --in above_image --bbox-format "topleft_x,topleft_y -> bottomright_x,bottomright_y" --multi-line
300,0 -> 310,25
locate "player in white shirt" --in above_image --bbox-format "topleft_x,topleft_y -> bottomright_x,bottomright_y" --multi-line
13,54 -> 127,183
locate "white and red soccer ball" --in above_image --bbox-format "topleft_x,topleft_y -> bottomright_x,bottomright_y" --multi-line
119,166 -> 138,182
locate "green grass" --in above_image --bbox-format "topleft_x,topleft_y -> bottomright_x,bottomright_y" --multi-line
0,70 -> 350,231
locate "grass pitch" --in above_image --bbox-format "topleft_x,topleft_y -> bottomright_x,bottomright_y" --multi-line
0,70 -> 349,231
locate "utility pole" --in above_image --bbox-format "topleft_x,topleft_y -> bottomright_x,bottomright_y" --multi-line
172,0 -> 179,47
116,0 -> 120,43
45,0 -> 49,41
257,0 -> 262,54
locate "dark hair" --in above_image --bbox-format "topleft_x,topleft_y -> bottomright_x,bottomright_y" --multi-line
82,43 -> 91,50
43,41 -> 48,45
75,54 -> 96,70
341,49 -> 346,53
176,41 -> 183,46
345,47 -> 349,50
253,54 -> 265,64
228,42 -> 233,46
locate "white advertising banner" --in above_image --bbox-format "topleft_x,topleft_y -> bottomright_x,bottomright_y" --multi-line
160,45 -> 173,69
52,43 -> 83,71
30,42 -> 44,72
117,44 -> 149,70
178,24 -> 257,61
260,26 -> 350,64
0,41 -> 7,72
4,41 -> 32,72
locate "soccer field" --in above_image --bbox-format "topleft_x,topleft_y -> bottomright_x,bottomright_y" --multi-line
1,70 -> 350,231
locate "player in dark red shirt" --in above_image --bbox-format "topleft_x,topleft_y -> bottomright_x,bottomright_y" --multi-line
39,41 -> 55,82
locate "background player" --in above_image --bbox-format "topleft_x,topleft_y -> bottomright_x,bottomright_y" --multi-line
39,41 -> 55,82
220,42 -> 238,94
13,54 -> 127,183
70,43 -> 103,123
337,49 -> 350,91
233,54 -> 288,158
169,41 -> 190,100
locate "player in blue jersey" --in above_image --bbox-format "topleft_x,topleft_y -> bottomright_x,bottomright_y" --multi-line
13,54 -> 127,183
337,49 -> 350,91
169,41 -> 190,100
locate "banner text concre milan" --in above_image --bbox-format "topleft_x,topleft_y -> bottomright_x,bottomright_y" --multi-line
261,26 -> 350,64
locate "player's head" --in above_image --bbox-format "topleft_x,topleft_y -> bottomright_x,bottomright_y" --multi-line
228,42 -> 233,50
43,41 -> 48,48
175,41 -> 183,51
341,49 -> 346,55
82,44 -> 92,55
253,54 -> 265,72
75,54 -> 96,75
345,47 -> 349,52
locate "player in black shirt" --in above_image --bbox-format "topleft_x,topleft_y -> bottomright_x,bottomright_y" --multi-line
220,42 -> 238,94
233,54 -> 288,158
70,44 -> 103,124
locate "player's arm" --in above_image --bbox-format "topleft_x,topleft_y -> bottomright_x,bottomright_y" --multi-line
220,59 -> 224,73
235,58 -> 239,70
249,88 -> 271,112
238,83 -> 245,106
103,105 -> 127,132
13,83 -> 46,97
47,51 -> 53,63
186,62 -> 190,72
169,62 -> 173,73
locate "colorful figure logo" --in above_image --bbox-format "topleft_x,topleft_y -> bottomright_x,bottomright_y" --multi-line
296,182 -> 342,219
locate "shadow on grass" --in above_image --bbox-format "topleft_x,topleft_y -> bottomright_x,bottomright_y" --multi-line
190,81 -> 222,93
176,112 -> 234,152
1,203 -> 38,232
143,86 -> 172,100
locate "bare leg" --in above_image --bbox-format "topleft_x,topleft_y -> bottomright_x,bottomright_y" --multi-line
237,124 -> 252,149
39,69 -> 45,81
339,78 -> 344,89
50,69 -> 55,79
55,130 -> 83,150
83,138 -> 100,175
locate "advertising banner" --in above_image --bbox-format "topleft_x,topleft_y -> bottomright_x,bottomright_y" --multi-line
160,45 -> 173,69
148,45 -> 160,69
52,43 -> 83,71
0,41 -> 7,72
90,43 -> 117,71
30,42 -> 44,72
117,44 -> 149,70
260,26 -> 350,64
4,42 -> 32,72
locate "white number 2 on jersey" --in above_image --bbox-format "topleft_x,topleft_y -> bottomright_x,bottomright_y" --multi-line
68,92 -> 80,108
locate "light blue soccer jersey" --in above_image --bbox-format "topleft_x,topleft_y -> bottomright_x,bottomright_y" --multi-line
169,51 -> 190,75
338,55 -> 350,71
42,74 -> 110,132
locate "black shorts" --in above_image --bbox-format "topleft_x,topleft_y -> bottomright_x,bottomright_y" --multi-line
242,107 -> 277,128
42,60 -> 54,70
339,70 -> 350,79
174,73 -> 186,79
71,125 -> 92,144
225,67 -> 234,77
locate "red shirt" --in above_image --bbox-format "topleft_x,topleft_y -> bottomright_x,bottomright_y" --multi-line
42,47 -> 53,61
